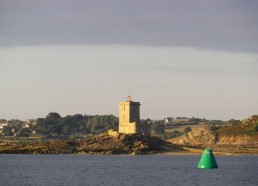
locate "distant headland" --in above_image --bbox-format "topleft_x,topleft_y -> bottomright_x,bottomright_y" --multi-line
0,97 -> 258,155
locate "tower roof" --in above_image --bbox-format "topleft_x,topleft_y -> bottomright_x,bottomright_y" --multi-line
119,101 -> 141,106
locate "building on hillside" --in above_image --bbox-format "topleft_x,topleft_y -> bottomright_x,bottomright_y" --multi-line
164,117 -> 190,124
0,123 -> 7,130
164,117 -> 174,124
24,124 -> 31,128
118,96 -> 150,136
173,117 -> 189,123
141,118 -> 152,124
0,123 -> 8,133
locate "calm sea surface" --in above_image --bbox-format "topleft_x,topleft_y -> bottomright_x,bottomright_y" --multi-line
0,154 -> 257,186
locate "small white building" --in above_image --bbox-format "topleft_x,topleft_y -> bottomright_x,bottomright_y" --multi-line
164,117 -> 190,124
24,124 -> 31,128
0,123 -> 8,130
164,117 -> 174,124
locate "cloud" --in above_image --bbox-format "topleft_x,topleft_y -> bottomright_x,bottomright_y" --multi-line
0,0 -> 258,53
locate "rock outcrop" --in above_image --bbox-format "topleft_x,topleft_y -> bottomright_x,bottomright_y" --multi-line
242,115 -> 258,126
0,133 -> 184,154
0,140 -> 75,154
168,115 -> 258,149
168,126 -> 217,147
215,135 -> 257,148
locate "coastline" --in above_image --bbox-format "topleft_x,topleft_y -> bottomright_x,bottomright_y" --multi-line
1,143 -> 257,156
1,133 -> 258,156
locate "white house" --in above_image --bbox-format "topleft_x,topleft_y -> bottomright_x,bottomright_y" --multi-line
0,123 -> 7,130
164,117 -> 174,124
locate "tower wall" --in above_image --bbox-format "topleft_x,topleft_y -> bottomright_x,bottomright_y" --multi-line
118,101 -> 140,134
130,104 -> 140,123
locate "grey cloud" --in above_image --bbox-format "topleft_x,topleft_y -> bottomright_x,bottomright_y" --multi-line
0,0 -> 258,53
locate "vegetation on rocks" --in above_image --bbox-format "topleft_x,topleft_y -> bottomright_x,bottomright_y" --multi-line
167,115 -> 258,154
216,115 -> 258,137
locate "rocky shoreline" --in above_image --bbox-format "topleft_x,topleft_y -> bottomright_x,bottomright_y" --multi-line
167,115 -> 258,155
1,115 -> 258,155
0,133 -> 185,155
1,133 -> 257,155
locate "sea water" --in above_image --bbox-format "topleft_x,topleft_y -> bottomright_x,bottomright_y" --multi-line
0,155 -> 257,186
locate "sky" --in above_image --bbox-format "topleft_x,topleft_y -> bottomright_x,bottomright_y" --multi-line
0,0 -> 258,120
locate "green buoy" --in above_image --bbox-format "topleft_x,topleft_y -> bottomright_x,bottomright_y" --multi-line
198,148 -> 218,169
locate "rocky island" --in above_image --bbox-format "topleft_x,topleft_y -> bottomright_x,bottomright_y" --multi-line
0,132 -> 185,155
0,97 -> 257,155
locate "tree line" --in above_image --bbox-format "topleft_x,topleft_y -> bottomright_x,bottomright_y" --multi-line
1,112 -> 118,138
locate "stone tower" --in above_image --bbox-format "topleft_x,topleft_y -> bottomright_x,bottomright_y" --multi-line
118,97 -> 150,135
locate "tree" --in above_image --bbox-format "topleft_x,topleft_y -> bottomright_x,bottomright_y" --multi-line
2,126 -> 13,136
8,120 -> 23,132
17,128 -> 31,137
151,122 -> 165,134
45,112 -> 61,120
33,113 -> 119,137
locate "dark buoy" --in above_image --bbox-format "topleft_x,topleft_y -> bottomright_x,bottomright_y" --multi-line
198,148 -> 218,169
